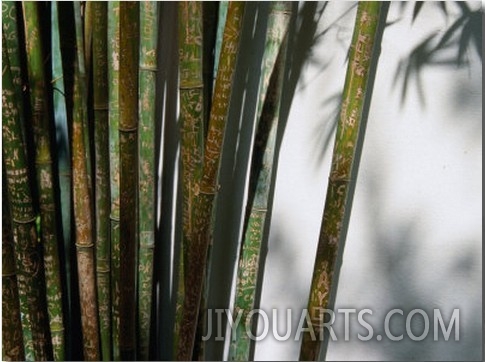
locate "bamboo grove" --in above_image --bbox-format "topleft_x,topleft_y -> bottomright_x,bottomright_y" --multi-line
2,1 -> 387,361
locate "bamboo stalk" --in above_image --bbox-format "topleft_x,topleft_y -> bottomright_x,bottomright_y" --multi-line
119,2 -> 140,360
72,1 -> 101,359
2,1 -> 27,145
21,3 -> 66,360
2,169 -> 25,362
107,2 -> 121,359
193,5 -> 220,359
74,1 -> 93,196
83,1 -> 93,79
228,4 -> 292,360
299,3 -> 385,360
2,35 -> 53,361
92,2 -> 112,360
176,3 -> 246,360
173,2 -> 206,359
137,2 -> 159,360
50,3 -> 72,359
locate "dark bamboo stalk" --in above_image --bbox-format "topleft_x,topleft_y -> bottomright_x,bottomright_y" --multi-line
107,2 -> 121,359
299,2 -> 385,360
2,34 -> 53,361
2,169 -> 25,361
174,2 -> 206,359
119,2 -> 140,360
72,2 -> 101,359
92,2 -> 112,360
176,3 -> 246,360
22,3 -> 65,359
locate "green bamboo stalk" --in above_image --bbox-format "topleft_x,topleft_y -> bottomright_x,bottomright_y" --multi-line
176,3 -> 246,360
119,2 -> 140,360
83,1 -> 93,78
72,2 -> 101,360
21,3 -> 65,360
137,2 -> 158,360
2,1 -> 27,145
2,35 -> 53,361
228,4 -> 292,360
299,3 -> 385,360
92,2 -> 112,360
2,170 -> 25,361
173,2 -> 206,359
107,2 -> 121,360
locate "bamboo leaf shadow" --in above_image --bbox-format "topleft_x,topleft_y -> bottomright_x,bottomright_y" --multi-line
393,2 -> 482,107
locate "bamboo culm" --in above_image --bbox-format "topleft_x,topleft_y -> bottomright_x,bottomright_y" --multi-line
299,2 -> 385,360
2,2 -> 27,147
22,3 -> 66,360
229,3 -> 292,360
2,170 -> 25,361
92,2 -> 112,360
174,3 -> 206,359
3,35 -> 53,361
107,2 -> 121,359
119,2 -> 140,360
72,2 -> 101,360
51,4 -> 72,353
176,3 -> 246,360
137,2 -> 159,360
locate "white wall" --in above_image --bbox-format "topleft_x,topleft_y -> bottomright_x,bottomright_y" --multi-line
244,2 -> 482,361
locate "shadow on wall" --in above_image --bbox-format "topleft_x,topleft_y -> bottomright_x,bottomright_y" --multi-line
392,1 -> 482,108
354,168 -> 482,361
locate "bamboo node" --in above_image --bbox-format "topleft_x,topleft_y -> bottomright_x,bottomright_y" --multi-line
93,105 -> 110,111
139,65 -> 158,72
328,175 -> 352,183
179,83 -> 204,90
11,215 -> 37,224
199,184 -> 218,195
252,207 -> 268,213
96,266 -> 111,273
2,271 -> 17,277
75,242 -> 95,249
140,243 -> 155,250
51,75 -> 63,84
119,126 -> 138,132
